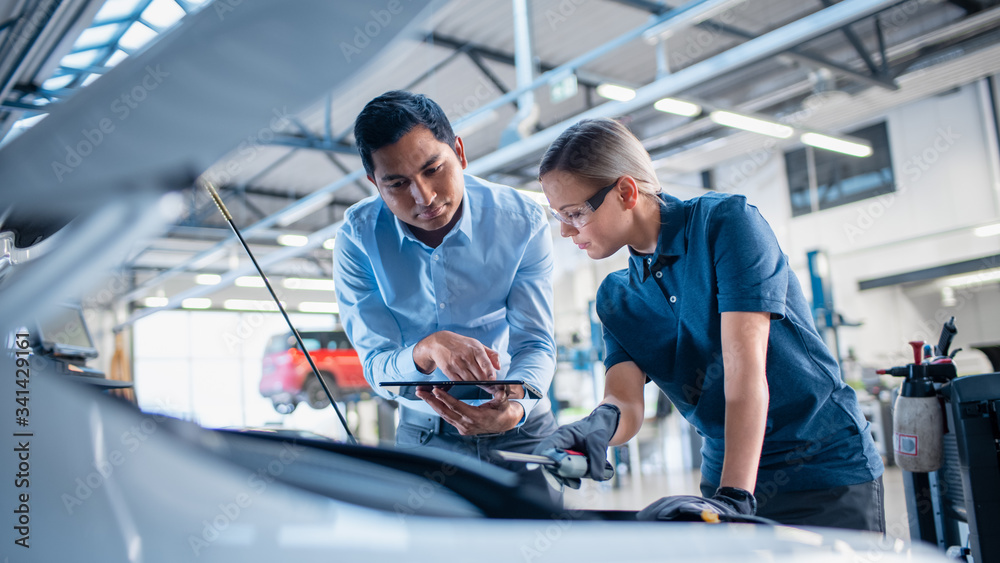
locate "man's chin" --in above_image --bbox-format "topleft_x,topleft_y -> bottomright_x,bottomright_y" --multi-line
586,246 -> 613,260
414,209 -> 454,232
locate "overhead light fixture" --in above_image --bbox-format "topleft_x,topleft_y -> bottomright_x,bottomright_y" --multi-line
181,298 -> 212,309
235,276 -> 266,287
974,223 -> 1000,237
943,269 -> 1000,289
323,238 -> 337,250
223,299 -> 282,311
801,132 -> 872,158
709,110 -> 793,139
195,273 -> 221,285
596,83 -> 636,102
940,286 -> 957,307
283,278 -> 336,291
654,98 -> 701,117
143,297 -> 168,307
298,302 -> 339,314
277,234 -> 309,247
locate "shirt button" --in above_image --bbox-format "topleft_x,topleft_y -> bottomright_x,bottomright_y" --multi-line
433,255 -> 440,261
669,296 -> 677,303
646,258 -> 652,265
439,303 -> 446,309
655,271 -> 663,279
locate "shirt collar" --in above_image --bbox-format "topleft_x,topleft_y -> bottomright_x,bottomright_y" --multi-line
390,179 -> 473,250
629,193 -> 686,281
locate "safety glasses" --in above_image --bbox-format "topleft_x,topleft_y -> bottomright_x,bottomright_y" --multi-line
548,178 -> 619,228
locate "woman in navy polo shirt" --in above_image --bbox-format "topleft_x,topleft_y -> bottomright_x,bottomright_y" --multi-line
534,118 -> 884,531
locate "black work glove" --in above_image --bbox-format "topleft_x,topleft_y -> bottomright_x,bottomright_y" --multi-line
637,486 -> 757,522
711,486 -> 757,516
533,403 -> 619,481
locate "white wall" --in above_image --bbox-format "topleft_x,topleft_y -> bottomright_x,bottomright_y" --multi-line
131,310 -> 351,437
553,77 -> 1000,374
719,79 -> 1000,371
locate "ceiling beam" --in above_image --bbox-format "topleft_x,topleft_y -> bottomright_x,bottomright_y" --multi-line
465,0 -> 906,176
609,0 -> 899,90
425,32 -> 601,89
701,20 -> 898,90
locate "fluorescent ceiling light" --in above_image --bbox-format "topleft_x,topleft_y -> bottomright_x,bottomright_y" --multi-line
283,278 -> 336,291
195,273 -> 221,285
118,21 -> 158,51
42,75 -> 75,91
709,111 -> 793,139
801,132 -> 872,157
596,83 -> 635,102
654,98 -> 701,117
323,238 -> 337,250
298,302 -> 339,314
974,223 -> 1000,237
223,299 -> 283,311
277,234 -> 309,247
143,297 -> 168,307
142,0 -> 187,30
106,49 -> 129,67
943,269 -> 1000,289
181,298 -> 212,309
235,276 -> 266,287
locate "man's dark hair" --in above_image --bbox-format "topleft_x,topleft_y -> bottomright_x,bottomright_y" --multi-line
354,91 -> 457,177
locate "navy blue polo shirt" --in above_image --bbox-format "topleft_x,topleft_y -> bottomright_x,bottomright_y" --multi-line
598,192 -> 883,492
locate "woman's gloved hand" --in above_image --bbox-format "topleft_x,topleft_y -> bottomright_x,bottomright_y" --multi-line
637,486 -> 758,522
532,403 -> 620,480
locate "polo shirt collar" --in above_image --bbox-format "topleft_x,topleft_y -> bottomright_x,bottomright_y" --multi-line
629,193 -> 686,281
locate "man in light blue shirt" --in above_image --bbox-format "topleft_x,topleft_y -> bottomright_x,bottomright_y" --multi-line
333,91 -> 559,500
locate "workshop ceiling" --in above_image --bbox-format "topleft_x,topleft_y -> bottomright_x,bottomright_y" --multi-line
1,0 -> 999,319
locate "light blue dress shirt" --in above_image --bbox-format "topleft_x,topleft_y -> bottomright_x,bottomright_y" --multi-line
333,174 -> 556,420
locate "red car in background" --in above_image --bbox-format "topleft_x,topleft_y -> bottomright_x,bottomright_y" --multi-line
259,330 -> 370,414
